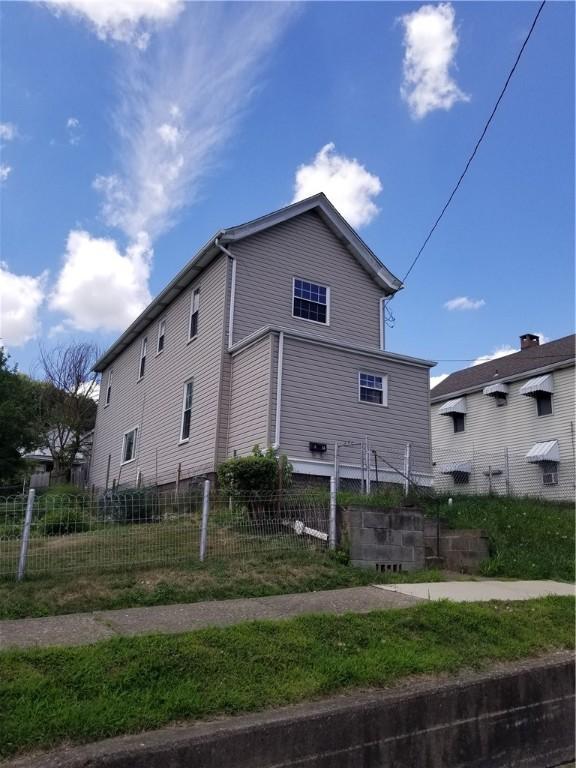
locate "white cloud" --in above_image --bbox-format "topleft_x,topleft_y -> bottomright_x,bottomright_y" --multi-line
400,3 -> 469,119
0,165 -> 12,183
94,3 -> 295,240
471,345 -> 517,366
0,263 -> 46,346
430,373 -> 449,389
444,296 -> 485,311
66,117 -> 79,129
48,0 -> 183,49
291,143 -> 382,229
0,123 -> 18,142
49,230 -> 152,332
66,116 -> 81,145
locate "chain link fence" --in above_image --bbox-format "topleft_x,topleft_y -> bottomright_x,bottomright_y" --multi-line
432,446 -> 575,501
0,485 -> 330,580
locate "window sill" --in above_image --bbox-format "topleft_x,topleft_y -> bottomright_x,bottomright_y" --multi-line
137,376 -> 144,383
291,313 -> 329,327
178,438 -> 190,446
358,399 -> 388,408
121,458 -> 136,466
156,350 -> 164,357
187,335 -> 198,345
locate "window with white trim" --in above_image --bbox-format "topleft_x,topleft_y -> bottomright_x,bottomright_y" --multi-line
359,372 -> 387,405
189,288 -> 200,340
138,337 -> 147,379
293,278 -> 329,324
105,369 -> 113,406
180,380 -> 194,441
157,318 -> 166,354
122,427 -> 138,464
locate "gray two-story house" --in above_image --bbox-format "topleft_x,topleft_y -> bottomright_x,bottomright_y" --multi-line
90,194 -> 436,490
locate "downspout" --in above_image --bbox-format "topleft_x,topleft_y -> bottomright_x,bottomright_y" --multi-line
214,237 -> 236,348
273,331 -> 284,450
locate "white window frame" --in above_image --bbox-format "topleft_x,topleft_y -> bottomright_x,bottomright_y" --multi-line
179,379 -> 194,443
138,336 -> 147,380
358,371 -> 388,407
121,426 -> 139,465
156,318 -> 166,355
292,277 -> 330,326
188,288 -> 200,341
104,368 -> 113,407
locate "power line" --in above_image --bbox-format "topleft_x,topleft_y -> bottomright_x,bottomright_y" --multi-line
401,0 -> 546,285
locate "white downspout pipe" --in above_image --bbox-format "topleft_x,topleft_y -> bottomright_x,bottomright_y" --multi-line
215,237 -> 236,348
273,331 -> 284,450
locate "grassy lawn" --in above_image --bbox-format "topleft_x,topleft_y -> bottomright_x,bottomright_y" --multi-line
1,596 -> 573,759
0,549 -> 441,620
423,494 -> 574,581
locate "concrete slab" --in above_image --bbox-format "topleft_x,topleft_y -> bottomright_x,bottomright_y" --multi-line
374,580 -> 575,602
0,586 -> 420,650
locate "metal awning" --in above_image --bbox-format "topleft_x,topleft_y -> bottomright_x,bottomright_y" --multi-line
525,440 -> 560,464
439,461 -> 472,475
438,397 -> 467,415
483,382 -> 509,397
519,374 -> 554,397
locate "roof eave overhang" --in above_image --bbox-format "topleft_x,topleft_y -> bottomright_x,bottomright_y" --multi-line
431,358 -> 575,405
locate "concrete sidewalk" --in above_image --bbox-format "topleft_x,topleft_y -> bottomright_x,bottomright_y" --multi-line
1,580 -> 572,651
0,586 -> 419,650
375,580 -> 574,602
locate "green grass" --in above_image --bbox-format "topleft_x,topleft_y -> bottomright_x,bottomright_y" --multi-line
1,596 -> 573,759
423,494 -> 575,581
0,549 -> 442,620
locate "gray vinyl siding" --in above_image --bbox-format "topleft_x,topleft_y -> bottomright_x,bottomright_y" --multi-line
227,335 -> 272,457
278,337 -> 432,475
90,254 -> 227,488
430,365 -> 575,499
231,211 -> 384,349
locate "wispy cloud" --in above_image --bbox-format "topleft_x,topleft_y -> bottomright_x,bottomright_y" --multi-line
94,3 -> 297,241
444,296 -> 486,311
47,0 -> 183,49
0,164 -> 12,183
0,123 -> 18,142
430,372 -> 449,389
0,263 -> 46,347
400,3 -> 469,119
66,116 -> 81,145
471,345 -> 517,366
291,143 -> 382,229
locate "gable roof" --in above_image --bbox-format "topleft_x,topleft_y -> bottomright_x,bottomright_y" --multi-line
431,334 -> 575,402
94,193 -> 403,372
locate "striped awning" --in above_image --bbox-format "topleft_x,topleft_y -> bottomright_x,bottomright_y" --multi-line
483,382 -> 509,397
525,440 -> 560,463
440,461 -> 472,475
438,397 -> 467,416
519,375 -> 554,397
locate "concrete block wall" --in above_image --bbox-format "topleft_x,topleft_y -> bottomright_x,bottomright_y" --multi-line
346,507 -> 425,573
424,519 -> 489,573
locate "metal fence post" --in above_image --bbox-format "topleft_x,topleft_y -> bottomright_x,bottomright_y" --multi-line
403,442 -> 411,497
333,442 -> 340,492
505,448 -> 510,496
329,475 -> 337,550
17,489 -> 35,582
365,436 -> 371,495
199,478 -> 210,562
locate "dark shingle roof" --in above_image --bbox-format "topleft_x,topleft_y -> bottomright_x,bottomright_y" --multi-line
431,334 -> 575,401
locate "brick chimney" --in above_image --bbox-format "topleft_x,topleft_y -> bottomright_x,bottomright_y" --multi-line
520,333 -> 540,350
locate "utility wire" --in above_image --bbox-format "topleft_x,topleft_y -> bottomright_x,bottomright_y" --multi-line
401,0 -> 546,285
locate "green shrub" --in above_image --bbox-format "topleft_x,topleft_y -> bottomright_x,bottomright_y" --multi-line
40,508 -> 90,536
218,446 -> 292,497
97,489 -> 160,524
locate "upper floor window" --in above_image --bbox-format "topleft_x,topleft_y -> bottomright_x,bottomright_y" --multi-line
105,369 -> 113,406
180,380 -> 194,442
293,278 -> 329,325
157,318 -> 166,354
536,392 -> 552,417
359,372 -> 387,406
138,337 -> 147,379
189,288 -> 200,340
452,413 -> 465,433
122,427 -> 138,464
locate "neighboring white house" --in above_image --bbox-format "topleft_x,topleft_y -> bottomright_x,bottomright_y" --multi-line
89,194 -> 436,491
430,333 -> 575,500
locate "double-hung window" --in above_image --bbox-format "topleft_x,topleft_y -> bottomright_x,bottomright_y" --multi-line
189,289 -> 200,340
139,337 -> 147,379
157,318 -> 166,354
293,278 -> 329,324
536,392 -> 552,417
122,427 -> 138,464
105,369 -> 113,406
180,380 -> 194,442
359,372 -> 387,405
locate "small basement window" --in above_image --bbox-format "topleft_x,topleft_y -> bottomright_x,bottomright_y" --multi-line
293,278 -> 329,324
536,392 -> 552,417
453,470 -> 469,485
122,427 -> 138,464
359,372 -> 387,405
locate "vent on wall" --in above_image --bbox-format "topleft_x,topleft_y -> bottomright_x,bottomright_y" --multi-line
375,563 -> 402,573
542,472 -> 558,486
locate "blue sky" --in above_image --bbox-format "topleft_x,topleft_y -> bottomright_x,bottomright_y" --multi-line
1,1 -> 574,386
